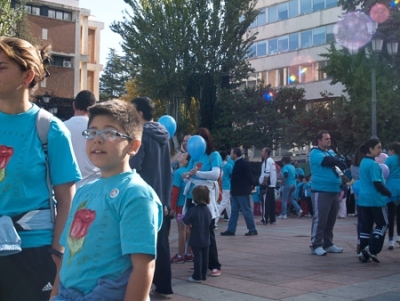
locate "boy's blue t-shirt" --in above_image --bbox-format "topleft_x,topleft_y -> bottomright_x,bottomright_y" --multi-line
358,157 -> 386,207
59,170 -> 163,295
221,161 -> 233,190
0,104 -> 81,248
185,151 -> 222,199
309,148 -> 341,192
282,164 -> 296,185
384,154 -> 400,201
172,166 -> 188,207
304,182 -> 312,197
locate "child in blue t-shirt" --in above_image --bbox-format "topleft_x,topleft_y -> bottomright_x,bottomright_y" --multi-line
54,100 -> 163,300
358,138 -> 391,263
183,185 -> 212,283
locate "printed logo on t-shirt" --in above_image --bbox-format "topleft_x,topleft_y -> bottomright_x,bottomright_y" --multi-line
110,188 -> 119,198
0,145 -> 14,182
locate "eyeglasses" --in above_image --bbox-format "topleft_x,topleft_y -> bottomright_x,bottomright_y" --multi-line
82,129 -> 132,141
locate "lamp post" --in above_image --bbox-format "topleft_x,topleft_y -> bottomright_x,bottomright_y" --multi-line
368,31 -> 398,139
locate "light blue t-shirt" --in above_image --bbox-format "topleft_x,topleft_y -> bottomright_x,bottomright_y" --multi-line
282,164 -> 296,185
0,104 -> 81,248
358,157 -> 386,207
172,166 -> 189,207
295,167 -> 305,178
384,154 -> 400,201
59,170 -> 162,295
221,161 -> 233,190
309,148 -> 341,192
304,181 -> 312,197
185,151 -> 222,199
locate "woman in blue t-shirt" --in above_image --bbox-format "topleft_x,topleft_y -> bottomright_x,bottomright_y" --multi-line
384,142 -> 400,250
358,138 -> 391,263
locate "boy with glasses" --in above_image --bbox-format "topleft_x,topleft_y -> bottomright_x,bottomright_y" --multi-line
53,100 -> 162,301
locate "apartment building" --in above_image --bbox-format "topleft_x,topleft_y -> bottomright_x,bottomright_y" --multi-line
14,0 -> 104,101
247,0 -> 345,101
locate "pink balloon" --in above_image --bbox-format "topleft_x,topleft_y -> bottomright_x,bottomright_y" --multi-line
379,163 -> 390,180
375,153 -> 388,164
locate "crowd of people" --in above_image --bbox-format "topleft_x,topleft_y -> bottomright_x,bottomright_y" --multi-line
1,36 -> 399,301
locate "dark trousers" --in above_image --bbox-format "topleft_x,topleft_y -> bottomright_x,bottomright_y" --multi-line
0,245 -> 56,301
261,187 -> 276,223
192,246 -> 209,281
387,202 -> 400,239
153,216 -> 173,294
359,206 -> 388,255
208,218 -> 221,270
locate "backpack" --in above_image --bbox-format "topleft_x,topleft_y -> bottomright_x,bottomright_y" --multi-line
36,108 -> 56,223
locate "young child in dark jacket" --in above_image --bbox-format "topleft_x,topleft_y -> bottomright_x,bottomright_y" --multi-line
183,185 -> 211,283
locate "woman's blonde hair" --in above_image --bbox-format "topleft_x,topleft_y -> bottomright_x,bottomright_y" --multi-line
0,36 -> 50,92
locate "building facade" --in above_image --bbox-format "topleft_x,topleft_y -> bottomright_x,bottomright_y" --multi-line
15,0 -> 103,101
246,0 -> 345,158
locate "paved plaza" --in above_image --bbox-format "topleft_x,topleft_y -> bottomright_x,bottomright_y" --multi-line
155,213 -> 400,300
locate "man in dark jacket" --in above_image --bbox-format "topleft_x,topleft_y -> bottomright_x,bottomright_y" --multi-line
220,147 -> 258,236
129,96 -> 173,299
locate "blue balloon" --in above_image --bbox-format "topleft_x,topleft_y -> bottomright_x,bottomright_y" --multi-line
158,115 -> 176,138
353,180 -> 360,196
187,135 -> 206,161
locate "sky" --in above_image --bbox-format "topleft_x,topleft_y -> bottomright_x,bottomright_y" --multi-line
79,0 -> 128,66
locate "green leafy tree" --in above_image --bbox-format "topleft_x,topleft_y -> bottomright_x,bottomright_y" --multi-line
0,0 -> 26,36
111,0 -> 258,132
99,48 -> 130,101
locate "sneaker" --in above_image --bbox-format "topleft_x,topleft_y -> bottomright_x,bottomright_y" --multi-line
311,246 -> 327,256
389,240 -> 395,250
224,218 -> 229,222
184,253 -> 194,262
358,252 -> 371,263
245,230 -> 258,236
210,269 -> 221,277
277,215 -> 287,219
220,230 -> 235,236
365,246 -> 380,263
171,254 -> 185,264
396,235 -> 400,244
187,276 -> 202,283
324,245 -> 343,253
150,289 -> 173,299
297,209 -> 303,218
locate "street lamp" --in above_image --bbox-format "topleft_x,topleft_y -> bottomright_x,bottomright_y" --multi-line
367,31 -> 398,139
42,92 -> 51,104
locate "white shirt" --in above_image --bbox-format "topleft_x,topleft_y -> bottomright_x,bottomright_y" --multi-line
64,116 -> 96,179
259,157 -> 277,187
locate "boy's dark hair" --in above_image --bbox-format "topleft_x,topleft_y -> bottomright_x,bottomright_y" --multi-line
131,96 -> 154,121
281,156 -> 291,164
232,147 -> 242,157
88,100 -> 143,140
74,90 -> 96,111
192,185 -> 210,205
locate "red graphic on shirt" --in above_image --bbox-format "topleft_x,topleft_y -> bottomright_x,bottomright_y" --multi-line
67,201 -> 96,265
0,145 -> 14,182
196,163 -> 203,170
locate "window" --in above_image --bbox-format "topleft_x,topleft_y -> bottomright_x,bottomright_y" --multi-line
278,3 -> 289,20
268,38 -> 278,54
24,5 -> 31,14
31,6 -> 40,15
278,35 -> 289,53
301,30 -> 313,48
289,0 -> 299,18
289,33 -> 299,51
288,66 -> 300,84
257,40 -> 267,56
258,8 -> 267,26
299,63 -> 313,83
63,12 -> 72,21
317,61 -> 328,80
300,0 -> 312,14
325,0 -> 338,8
313,26 -> 326,46
313,0 -> 325,11
268,5 -> 278,23
248,44 -> 256,58
326,24 -> 335,43
56,11 -> 63,20
48,9 -> 55,18
249,18 -> 257,28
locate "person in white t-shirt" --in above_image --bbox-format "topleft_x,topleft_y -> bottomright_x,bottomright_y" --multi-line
258,147 -> 277,225
64,90 -> 97,180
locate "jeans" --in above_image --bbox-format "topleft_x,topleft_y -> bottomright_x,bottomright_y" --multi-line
227,195 -> 256,233
281,184 -> 300,215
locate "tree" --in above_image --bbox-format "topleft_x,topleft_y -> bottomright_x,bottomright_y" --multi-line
111,0 -> 259,131
99,49 -> 129,101
0,0 -> 25,36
